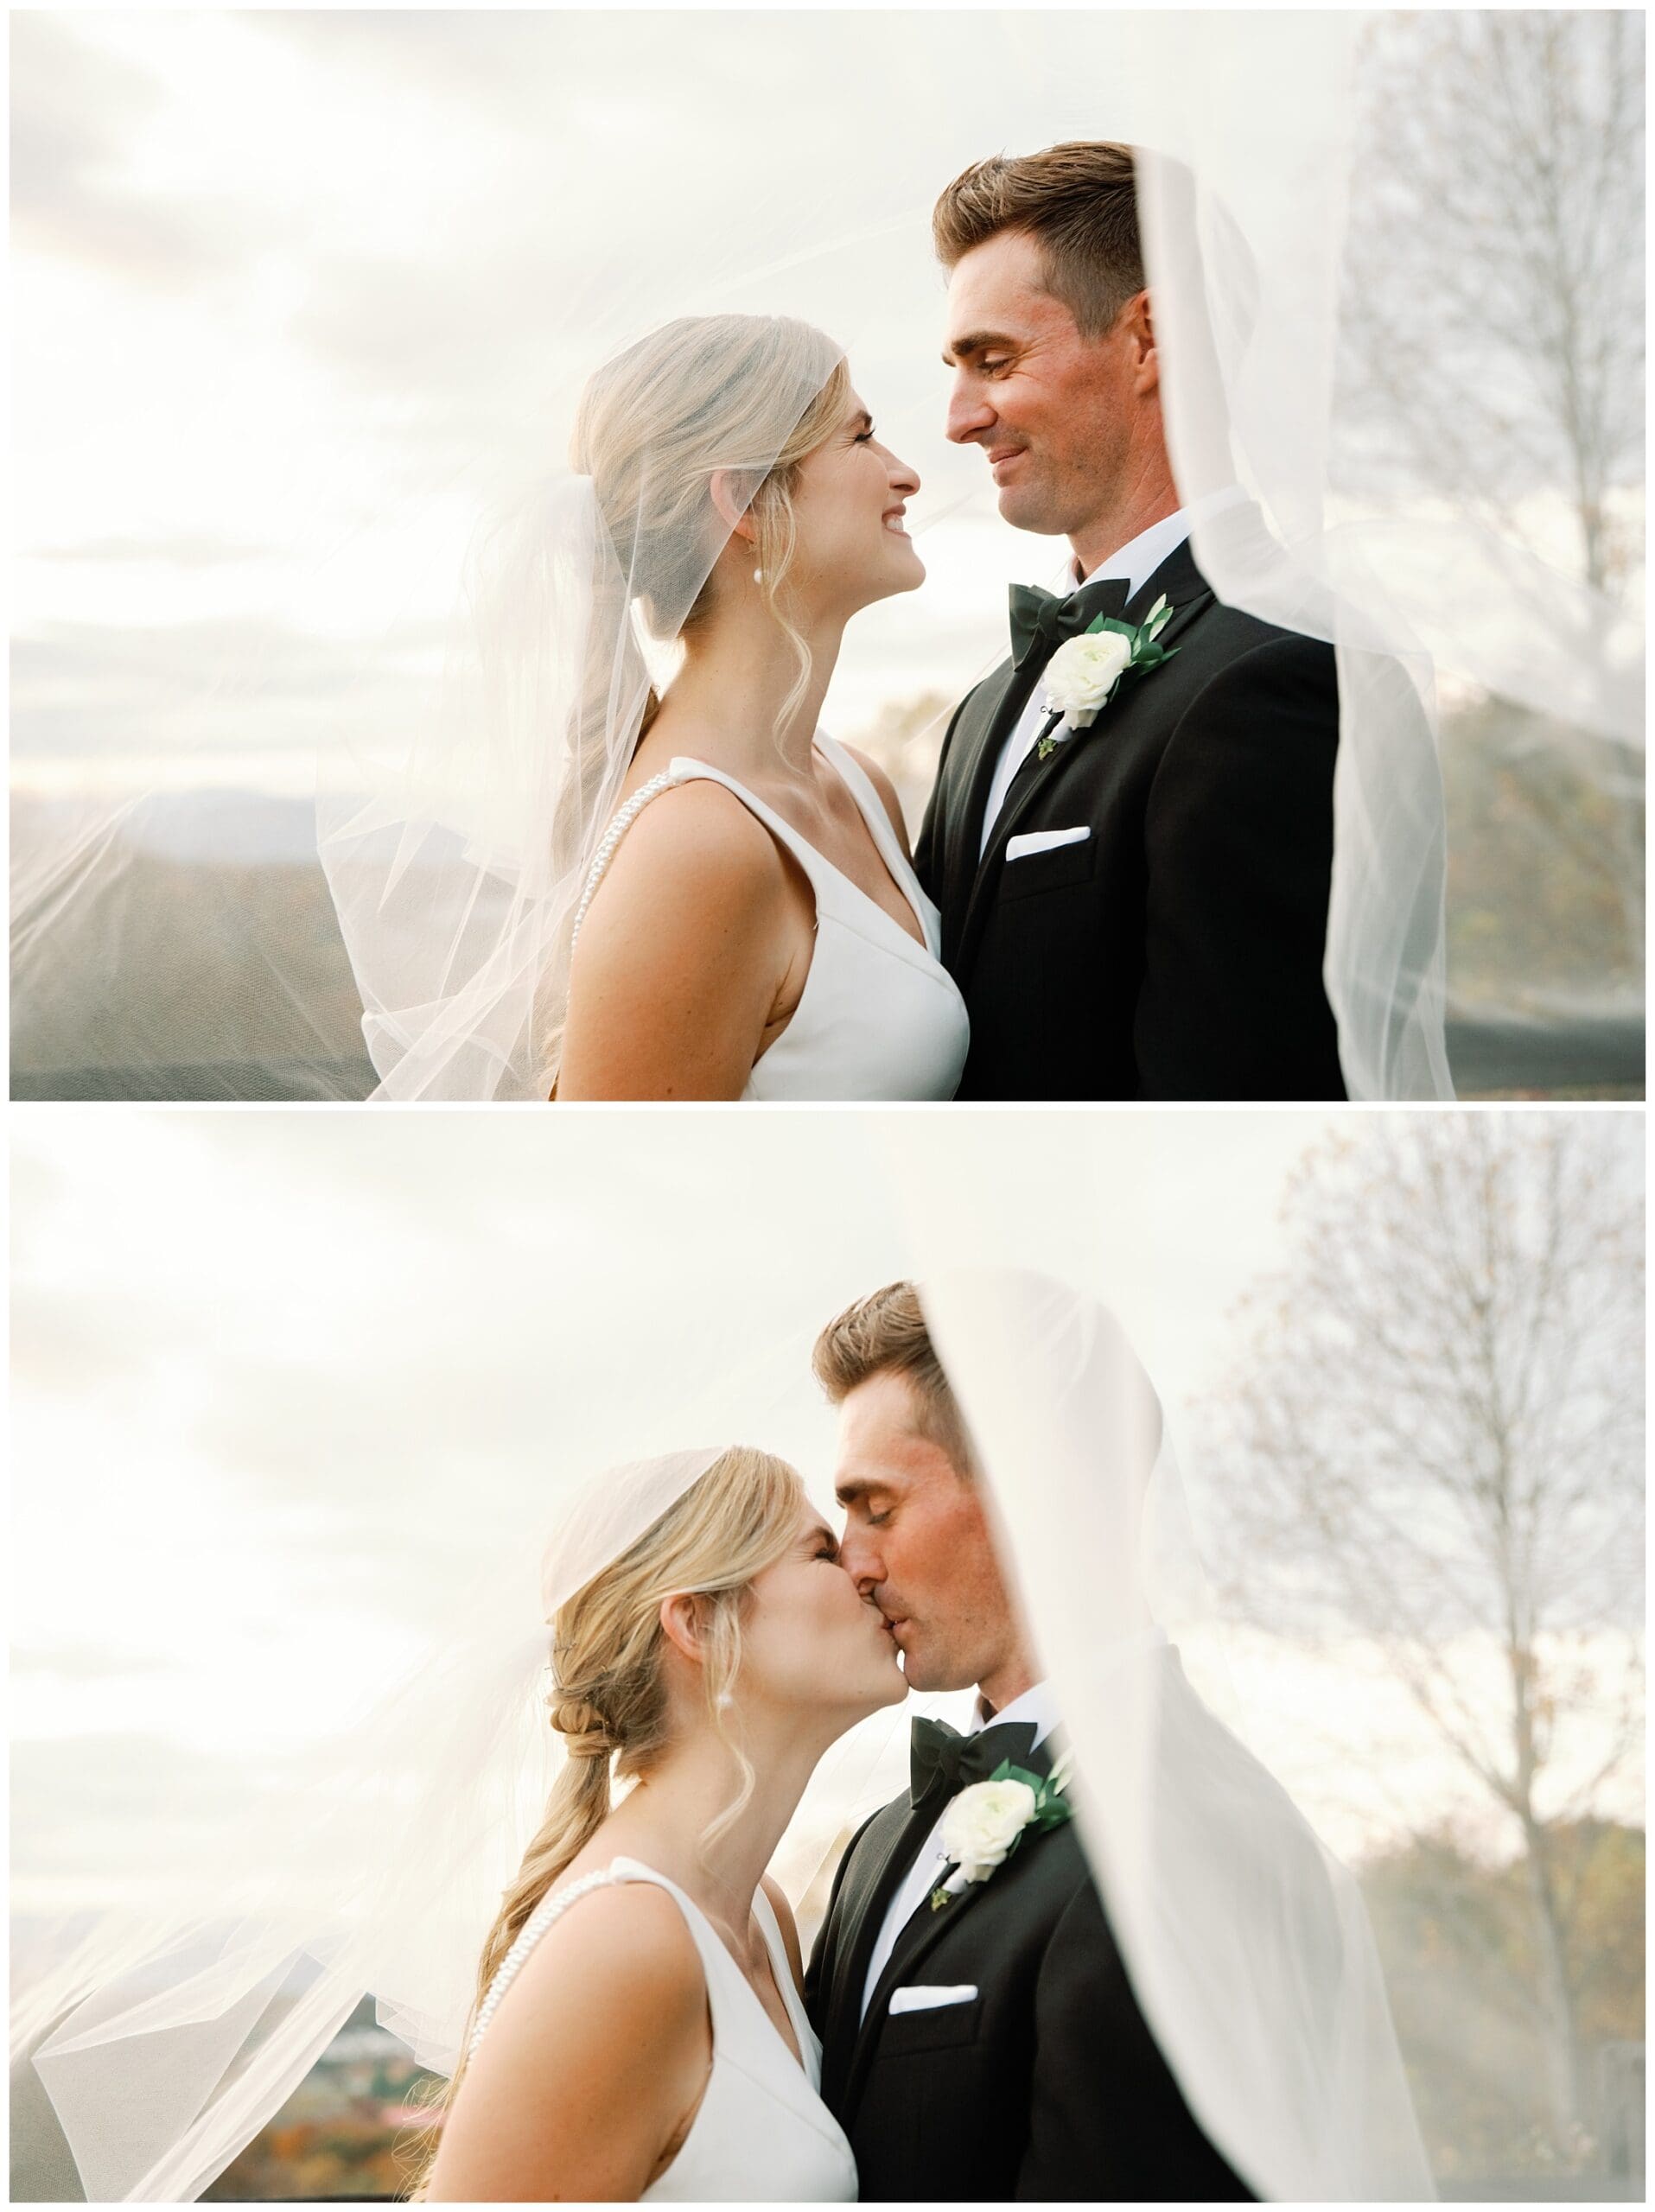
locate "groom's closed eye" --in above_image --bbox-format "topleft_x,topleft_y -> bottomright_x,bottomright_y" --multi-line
835,1479 -> 894,1527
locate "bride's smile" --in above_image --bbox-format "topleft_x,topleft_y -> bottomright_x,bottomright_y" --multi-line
548,321 -> 968,1103
778,387 -> 926,620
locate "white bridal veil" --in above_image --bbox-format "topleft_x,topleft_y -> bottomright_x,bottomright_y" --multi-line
16,1450 -> 734,2201
10,10 -> 1643,1100
16,1121 -> 1436,2203
919,1268 -> 1434,2199
313,327 -> 848,1100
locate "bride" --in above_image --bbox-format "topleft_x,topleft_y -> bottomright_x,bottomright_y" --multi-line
420,1446 -> 899,2200
321,316 -> 971,1103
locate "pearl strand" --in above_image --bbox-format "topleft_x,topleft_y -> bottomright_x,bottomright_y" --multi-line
570,772 -> 683,958
468,1867 -> 622,2062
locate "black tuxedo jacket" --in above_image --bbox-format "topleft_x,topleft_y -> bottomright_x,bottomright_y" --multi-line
805,1745 -> 1253,2203
916,535 -> 1348,1101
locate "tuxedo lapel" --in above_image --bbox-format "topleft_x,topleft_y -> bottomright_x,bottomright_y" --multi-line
951,542 -> 1216,989
818,1795 -> 935,2108
937,656 -> 1036,962
1119,533 -> 1208,626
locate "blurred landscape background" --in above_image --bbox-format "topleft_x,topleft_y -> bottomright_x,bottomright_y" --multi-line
8,681 -> 1645,1099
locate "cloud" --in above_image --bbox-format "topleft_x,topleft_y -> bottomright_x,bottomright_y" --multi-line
7,11 -> 1077,797
10,15 -> 279,292
11,614 -> 442,766
12,1731 -> 294,1897
11,1282 -> 190,1400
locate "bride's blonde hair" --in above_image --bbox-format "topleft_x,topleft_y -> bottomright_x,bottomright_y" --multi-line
571,312 -> 851,743
539,316 -> 850,1085
408,1445 -> 805,2190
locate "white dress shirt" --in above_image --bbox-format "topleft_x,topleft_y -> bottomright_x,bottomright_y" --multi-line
858,1679 -> 1062,2020
978,486 -> 1249,856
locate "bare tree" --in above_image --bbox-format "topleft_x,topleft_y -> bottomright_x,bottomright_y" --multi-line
1199,1114 -> 1644,2154
1338,14 -> 1645,1003
1341,11 -> 1644,595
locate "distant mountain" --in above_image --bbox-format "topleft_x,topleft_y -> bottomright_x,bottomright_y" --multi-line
125,788 -> 334,868
10,772 -> 1644,1100
13,788 -> 377,1096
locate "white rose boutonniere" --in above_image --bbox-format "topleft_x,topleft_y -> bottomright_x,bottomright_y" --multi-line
1037,594 -> 1180,757
929,1758 -> 1075,1911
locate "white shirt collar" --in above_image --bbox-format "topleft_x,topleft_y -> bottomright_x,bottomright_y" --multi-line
969,1677 -> 1063,1745
1074,483 -> 1250,601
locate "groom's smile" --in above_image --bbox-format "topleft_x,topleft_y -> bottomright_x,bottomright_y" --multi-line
942,228 -> 1149,556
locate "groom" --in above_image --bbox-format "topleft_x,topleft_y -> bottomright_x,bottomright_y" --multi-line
917,142 -> 1346,1101
805,1283 -> 1253,2202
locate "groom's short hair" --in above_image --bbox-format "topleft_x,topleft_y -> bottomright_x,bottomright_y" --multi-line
933,141 -> 1144,340
812,1281 -> 975,1476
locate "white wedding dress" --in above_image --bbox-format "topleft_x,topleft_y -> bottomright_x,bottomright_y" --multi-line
575,734 -> 969,1099
468,1854 -> 858,2201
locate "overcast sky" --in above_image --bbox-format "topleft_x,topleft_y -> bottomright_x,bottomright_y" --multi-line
11,1105 -> 1326,1910
12,1105 -> 1645,1906
15,10 -> 1641,810
10,9 -> 1149,792
13,7 -> 1407,801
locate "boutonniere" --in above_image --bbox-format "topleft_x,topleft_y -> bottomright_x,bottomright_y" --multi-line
1036,596 -> 1180,759
929,1751 -> 1075,1911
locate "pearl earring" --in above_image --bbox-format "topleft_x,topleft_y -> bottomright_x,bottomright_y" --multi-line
752,566 -> 763,585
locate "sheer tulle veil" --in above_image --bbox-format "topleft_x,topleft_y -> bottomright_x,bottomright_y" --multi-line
315,318 -> 849,1101
16,1214 -> 1433,2202
10,13 -> 1640,1099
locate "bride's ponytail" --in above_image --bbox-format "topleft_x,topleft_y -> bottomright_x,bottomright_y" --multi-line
468,1699 -> 616,2015
406,1445 -> 804,2193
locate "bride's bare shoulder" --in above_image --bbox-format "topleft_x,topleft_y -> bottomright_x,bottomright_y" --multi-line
582,773 -> 790,943
509,1876 -> 703,2016
425,1879 -> 706,2197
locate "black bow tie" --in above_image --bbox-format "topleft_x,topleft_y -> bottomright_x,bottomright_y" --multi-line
1008,575 -> 1133,672
909,1715 -> 1041,1813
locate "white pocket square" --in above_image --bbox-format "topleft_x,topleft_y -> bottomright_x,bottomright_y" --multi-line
1005,825 -> 1091,861
888,1982 -> 978,2015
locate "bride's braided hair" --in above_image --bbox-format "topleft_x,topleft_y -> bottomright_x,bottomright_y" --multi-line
409,1445 -> 804,2192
